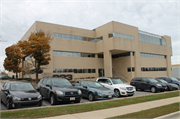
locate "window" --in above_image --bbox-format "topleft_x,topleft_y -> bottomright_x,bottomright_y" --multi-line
42,78 -> 48,85
140,53 -> 165,59
53,51 -> 95,58
46,79 -> 51,86
53,68 -> 96,73
108,32 -> 134,40
81,81 -> 87,87
5,83 -> 10,90
127,67 -> 135,72
139,32 -> 166,46
141,67 -> 167,72
75,81 -> 80,86
53,32 -> 103,42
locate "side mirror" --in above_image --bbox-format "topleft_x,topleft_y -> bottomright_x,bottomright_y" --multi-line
108,83 -> 112,85
83,86 -> 87,89
72,83 -> 75,86
2,89 -> 9,94
46,84 -> 51,88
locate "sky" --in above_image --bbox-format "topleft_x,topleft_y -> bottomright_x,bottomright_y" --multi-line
0,0 -> 179,72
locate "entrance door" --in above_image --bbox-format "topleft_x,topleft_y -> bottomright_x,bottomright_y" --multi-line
98,69 -> 104,77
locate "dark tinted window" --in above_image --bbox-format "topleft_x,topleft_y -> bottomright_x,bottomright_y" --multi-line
10,83 -> 35,91
165,78 -> 171,82
52,79 -> 72,87
142,78 -> 148,82
133,78 -> 142,82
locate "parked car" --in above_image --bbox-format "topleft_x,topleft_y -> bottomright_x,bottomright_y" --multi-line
1,81 -> 42,109
130,77 -> 167,93
96,77 -> 135,97
156,79 -> 179,91
38,77 -> 82,105
155,77 -> 180,87
72,80 -> 114,101
0,75 -> 11,80
175,77 -> 180,81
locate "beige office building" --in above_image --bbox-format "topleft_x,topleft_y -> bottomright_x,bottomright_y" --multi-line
19,21 -> 172,82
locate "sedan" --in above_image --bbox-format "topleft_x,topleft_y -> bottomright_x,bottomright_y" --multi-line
73,80 -> 114,101
156,79 -> 179,91
1,81 -> 42,109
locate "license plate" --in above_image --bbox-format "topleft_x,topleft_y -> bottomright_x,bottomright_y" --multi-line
108,95 -> 112,98
70,97 -> 75,101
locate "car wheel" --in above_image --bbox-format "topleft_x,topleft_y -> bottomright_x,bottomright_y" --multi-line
151,87 -> 157,93
6,98 -> 11,110
88,93 -> 94,101
114,89 -> 120,98
50,94 -> 57,105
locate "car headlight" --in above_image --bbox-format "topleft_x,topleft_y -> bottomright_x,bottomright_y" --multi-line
156,84 -> 162,87
78,90 -> 82,95
38,95 -> 42,99
13,96 -> 21,101
56,91 -> 63,95
120,87 -> 126,90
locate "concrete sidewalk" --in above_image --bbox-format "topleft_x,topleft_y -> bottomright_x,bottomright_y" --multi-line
43,96 -> 180,119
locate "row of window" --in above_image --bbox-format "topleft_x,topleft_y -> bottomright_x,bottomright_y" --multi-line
140,53 -> 165,59
141,67 -> 167,71
127,67 -> 135,72
112,52 -> 134,59
53,51 -> 95,58
109,32 -> 134,40
53,33 -> 103,42
53,69 -> 96,73
139,33 -> 166,46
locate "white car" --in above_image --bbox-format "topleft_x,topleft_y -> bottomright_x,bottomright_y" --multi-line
96,77 -> 136,97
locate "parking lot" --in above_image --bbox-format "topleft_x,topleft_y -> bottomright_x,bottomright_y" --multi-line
0,89 -> 160,111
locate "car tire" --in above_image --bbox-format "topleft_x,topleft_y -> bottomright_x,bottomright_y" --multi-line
151,87 -> 157,93
88,93 -> 94,101
6,98 -> 11,110
50,94 -> 57,105
114,89 -> 120,98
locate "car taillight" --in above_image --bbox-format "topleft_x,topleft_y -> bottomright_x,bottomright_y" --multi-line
38,82 -> 40,85
130,79 -> 133,84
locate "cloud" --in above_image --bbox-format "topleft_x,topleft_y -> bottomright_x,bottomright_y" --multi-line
0,0 -> 179,71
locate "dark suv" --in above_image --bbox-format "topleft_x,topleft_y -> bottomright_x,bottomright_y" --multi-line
130,77 -> 167,93
38,77 -> 82,105
155,77 -> 180,87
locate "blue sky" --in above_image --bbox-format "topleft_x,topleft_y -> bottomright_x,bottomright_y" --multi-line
0,0 -> 179,72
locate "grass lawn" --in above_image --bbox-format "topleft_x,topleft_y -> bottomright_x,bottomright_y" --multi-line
110,102 -> 179,118
1,91 -> 179,118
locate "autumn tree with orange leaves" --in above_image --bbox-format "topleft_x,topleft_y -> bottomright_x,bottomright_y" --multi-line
18,30 -> 53,83
3,44 -> 22,78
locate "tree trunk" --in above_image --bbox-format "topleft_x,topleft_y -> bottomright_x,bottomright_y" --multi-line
16,73 -> 18,79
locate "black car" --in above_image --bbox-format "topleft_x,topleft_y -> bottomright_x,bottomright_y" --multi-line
38,77 -> 82,105
155,77 -> 180,87
156,79 -> 179,91
130,77 -> 167,93
1,81 -> 42,109
0,75 -> 11,80
73,80 -> 114,101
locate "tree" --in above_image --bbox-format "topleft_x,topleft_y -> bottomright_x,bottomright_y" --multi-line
3,44 -> 22,78
18,30 -> 53,83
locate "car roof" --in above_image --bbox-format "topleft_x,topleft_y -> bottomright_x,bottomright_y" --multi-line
44,77 -> 67,80
8,81 -> 30,84
98,77 -> 121,79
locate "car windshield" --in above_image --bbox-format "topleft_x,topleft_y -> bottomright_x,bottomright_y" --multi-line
148,78 -> 158,83
170,77 -> 179,81
52,79 -> 72,87
159,80 -> 168,83
10,83 -> 35,91
86,81 -> 103,88
111,79 -> 124,84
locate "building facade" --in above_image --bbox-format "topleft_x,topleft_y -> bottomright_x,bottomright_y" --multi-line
20,21 -> 172,81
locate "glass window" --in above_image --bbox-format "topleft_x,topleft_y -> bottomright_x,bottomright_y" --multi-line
92,69 -> 96,73
88,69 -> 92,73
46,79 -> 51,86
53,33 -> 58,37
58,33 -> 62,38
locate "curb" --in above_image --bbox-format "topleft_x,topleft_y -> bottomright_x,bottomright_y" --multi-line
154,111 -> 180,119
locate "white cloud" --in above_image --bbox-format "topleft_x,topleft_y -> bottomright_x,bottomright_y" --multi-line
0,0 -> 179,71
